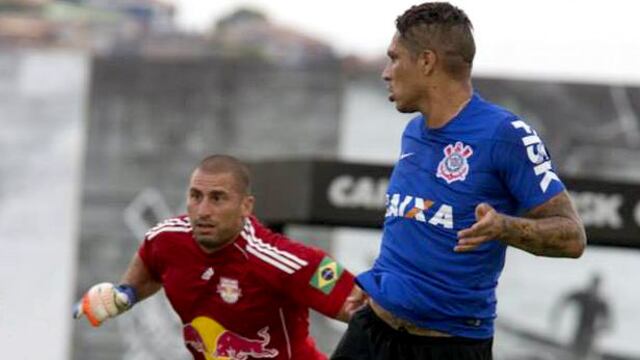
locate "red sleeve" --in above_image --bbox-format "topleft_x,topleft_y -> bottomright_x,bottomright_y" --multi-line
249,218 -> 355,318
137,225 -> 163,282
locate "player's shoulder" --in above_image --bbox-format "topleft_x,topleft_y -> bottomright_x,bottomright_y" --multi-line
144,215 -> 192,241
472,94 -> 518,126
241,216 -> 317,275
471,93 -> 532,143
404,115 -> 425,135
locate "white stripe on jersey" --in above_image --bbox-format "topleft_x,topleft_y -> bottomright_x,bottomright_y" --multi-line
242,220 -> 308,274
161,217 -> 190,227
147,218 -> 190,233
146,225 -> 192,240
279,308 -> 292,359
245,245 -> 296,274
154,218 -> 190,227
145,218 -> 191,239
233,243 -> 249,260
243,221 -> 308,267
243,232 -> 306,271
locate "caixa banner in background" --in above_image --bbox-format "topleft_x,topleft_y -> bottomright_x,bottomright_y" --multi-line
249,159 -> 640,249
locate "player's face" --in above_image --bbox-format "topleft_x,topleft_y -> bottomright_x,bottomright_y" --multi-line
381,33 -> 426,113
187,169 -> 254,253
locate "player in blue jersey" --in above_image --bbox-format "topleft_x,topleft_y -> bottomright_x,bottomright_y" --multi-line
331,2 -> 586,360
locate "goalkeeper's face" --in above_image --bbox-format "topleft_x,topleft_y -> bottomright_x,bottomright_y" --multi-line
187,169 -> 254,253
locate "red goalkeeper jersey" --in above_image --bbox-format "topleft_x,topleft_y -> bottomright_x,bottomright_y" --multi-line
138,215 -> 354,360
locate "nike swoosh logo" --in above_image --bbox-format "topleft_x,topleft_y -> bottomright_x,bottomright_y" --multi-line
400,152 -> 415,160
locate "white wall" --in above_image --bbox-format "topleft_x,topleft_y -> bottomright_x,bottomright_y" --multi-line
0,49 -> 89,360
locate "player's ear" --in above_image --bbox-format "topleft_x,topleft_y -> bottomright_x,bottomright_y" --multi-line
418,49 -> 437,76
241,195 -> 255,217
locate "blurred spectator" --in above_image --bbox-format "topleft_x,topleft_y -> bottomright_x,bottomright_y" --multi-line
551,273 -> 613,359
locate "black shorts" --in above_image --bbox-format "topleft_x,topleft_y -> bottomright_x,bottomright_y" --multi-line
331,306 -> 493,360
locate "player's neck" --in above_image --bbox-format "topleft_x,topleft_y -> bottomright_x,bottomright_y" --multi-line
196,234 -> 240,254
421,81 -> 472,129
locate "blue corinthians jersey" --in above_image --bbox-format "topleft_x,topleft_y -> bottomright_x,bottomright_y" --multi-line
357,92 -> 565,338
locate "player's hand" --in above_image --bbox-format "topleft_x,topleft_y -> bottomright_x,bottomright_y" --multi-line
455,203 -> 505,252
345,285 -> 368,318
336,285 -> 368,322
73,283 -> 137,327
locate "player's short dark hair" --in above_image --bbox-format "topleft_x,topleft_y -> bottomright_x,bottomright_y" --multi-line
396,2 -> 475,79
197,154 -> 251,195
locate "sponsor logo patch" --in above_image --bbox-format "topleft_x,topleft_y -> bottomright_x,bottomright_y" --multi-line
310,256 -> 343,294
511,120 -> 559,193
399,152 -> 415,160
184,317 -> 278,360
201,267 -> 215,281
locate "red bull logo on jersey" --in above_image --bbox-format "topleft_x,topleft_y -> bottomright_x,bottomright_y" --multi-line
217,277 -> 242,304
184,317 -> 279,360
437,141 -> 474,184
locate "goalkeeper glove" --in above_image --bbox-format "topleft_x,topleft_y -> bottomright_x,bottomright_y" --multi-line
73,282 -> 137,327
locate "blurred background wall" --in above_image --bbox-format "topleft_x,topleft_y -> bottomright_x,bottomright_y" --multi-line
0,47 -> 88,360
1,1 -> 639,360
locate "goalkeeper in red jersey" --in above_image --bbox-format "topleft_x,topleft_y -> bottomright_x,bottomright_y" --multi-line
74,154 -> 365,360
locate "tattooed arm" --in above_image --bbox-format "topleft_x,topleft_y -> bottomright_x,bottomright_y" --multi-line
456,191 -> 586,258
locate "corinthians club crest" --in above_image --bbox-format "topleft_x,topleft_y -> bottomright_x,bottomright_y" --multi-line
437,141 -> 473,184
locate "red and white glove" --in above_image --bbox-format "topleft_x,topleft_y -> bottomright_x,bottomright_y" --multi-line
73,282 -> 137,327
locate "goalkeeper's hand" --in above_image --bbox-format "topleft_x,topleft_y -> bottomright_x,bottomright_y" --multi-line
73,282 -> 137,327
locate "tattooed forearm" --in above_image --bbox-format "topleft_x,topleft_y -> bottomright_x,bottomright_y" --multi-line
500,215 -> 585,257
498,191 -> 586,258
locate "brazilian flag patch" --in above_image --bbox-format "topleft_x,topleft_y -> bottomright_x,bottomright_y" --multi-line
310,256 -> 344,294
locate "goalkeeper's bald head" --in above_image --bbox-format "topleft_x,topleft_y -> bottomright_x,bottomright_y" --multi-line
195,154 -> 251,195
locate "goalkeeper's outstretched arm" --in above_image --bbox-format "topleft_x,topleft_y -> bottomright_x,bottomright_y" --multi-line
74,253 -> 161,327
119,253 -> 162,301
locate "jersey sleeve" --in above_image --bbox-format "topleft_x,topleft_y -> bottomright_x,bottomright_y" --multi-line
137,222 -> 166,282
492,118 -> 566,211
248,218 -> 355,318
